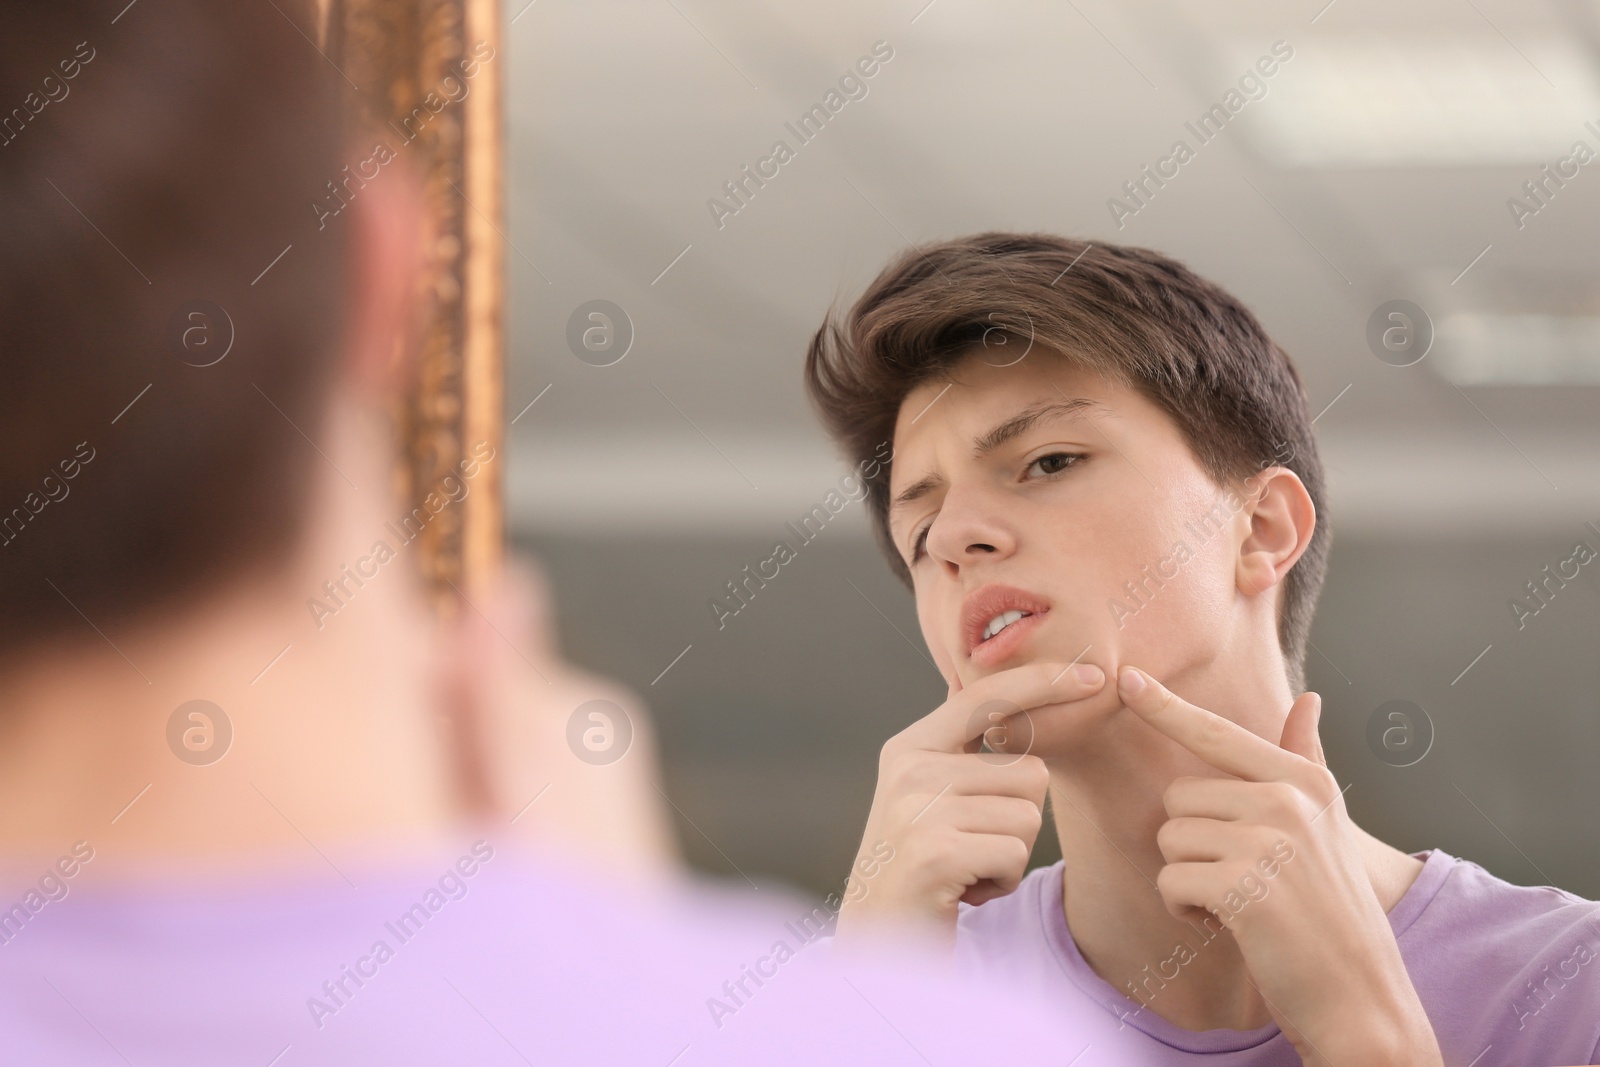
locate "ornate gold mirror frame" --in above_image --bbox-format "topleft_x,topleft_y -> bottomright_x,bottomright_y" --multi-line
317,0 -> 505,612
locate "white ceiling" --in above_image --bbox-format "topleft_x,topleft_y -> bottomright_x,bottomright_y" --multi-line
502,0 -> 1600,537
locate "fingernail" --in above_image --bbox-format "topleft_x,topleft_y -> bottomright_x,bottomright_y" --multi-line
1118,666 -> 1145,696
1073,663 -> 1103,685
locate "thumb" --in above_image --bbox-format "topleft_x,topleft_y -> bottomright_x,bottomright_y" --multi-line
1277,691 -> 1325,767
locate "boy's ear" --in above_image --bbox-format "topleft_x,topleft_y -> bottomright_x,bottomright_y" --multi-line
1235,467 -> 1315,600
343,150 -> 432,400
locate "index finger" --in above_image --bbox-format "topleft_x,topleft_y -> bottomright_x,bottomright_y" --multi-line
907,660 -> 1106,753
1116,666 -> 1300,782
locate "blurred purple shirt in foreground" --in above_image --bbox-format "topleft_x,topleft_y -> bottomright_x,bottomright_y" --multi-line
0,839 -> 1150,1066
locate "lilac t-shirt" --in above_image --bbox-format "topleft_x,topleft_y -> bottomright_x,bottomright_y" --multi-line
0,838 -> 1131,1066
955,848 -> 1600,1065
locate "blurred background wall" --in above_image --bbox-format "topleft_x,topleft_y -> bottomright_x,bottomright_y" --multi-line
502,0 -> 1600,898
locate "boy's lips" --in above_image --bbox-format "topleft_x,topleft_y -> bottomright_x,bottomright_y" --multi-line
960,582 -> 1052,663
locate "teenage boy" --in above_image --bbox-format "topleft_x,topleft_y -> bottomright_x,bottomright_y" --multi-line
805,233 -> 1600,1065
0,8 -> 1110,1062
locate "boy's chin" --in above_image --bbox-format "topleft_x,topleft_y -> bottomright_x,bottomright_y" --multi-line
984,685 -> 1122,761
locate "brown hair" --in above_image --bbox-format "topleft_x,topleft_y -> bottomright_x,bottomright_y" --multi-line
804,233 -> 1329,691
0,1 -> 350,655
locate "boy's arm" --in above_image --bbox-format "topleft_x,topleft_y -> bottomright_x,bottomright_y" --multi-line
833,661 -> 1108,949
1115,666 -> 1443,1067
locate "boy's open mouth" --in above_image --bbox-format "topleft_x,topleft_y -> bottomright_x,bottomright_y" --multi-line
982,609 -> 1032,642
961,583 -> 1052,665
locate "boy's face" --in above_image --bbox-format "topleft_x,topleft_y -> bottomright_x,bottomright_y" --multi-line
888,350 -> 1255,750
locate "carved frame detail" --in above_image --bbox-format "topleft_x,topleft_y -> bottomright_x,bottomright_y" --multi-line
320,0 -> 504,612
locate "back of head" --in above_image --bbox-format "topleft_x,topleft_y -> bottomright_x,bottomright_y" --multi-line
0,1 -> 349,660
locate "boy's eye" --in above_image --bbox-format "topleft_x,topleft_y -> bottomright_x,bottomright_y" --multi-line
911,522 -> 932,563
1028,451 -> 1083,477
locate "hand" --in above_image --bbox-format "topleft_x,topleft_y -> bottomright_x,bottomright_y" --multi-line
1116,666 -> 1441,1067
834,660 -> 1107,950
437,556 -> 680,879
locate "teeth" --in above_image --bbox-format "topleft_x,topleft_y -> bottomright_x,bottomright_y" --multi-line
982,609 -> 1031,642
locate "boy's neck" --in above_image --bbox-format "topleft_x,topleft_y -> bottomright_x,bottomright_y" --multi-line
0,557 -> 461,881
1043,652 -> 1422,1033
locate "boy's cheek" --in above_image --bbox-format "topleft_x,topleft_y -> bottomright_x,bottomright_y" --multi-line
916,604 -> 961,689
1102,552 -> 1237,680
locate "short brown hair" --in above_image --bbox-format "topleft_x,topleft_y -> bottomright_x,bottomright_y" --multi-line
0,1 -> 348,656
804,233 -> 1329,691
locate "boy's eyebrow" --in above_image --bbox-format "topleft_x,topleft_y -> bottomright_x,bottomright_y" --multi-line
889,397 -> 1104,519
